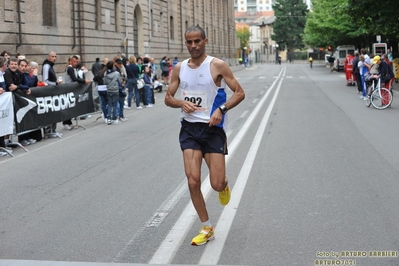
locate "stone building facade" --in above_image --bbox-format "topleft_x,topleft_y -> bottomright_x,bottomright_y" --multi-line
0,0 -> 237,74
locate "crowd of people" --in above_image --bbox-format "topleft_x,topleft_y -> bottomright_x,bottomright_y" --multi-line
0,49 -> 180,157
342,49 -> 394,100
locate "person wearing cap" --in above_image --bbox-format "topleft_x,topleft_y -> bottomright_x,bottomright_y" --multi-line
373,55 -> 394,90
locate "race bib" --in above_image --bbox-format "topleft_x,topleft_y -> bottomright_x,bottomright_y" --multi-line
182,90 -> 208,112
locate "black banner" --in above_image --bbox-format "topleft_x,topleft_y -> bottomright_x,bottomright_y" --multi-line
13,82 -> 94,133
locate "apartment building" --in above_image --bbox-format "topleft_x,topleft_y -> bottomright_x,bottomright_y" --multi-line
0,0 -> 237,74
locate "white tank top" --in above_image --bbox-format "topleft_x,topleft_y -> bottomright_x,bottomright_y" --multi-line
179,56 -> 227,129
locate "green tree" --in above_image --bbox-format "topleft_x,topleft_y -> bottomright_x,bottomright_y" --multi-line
347,0 -> 399,52
271,0 -> 309,51
236,27 -> 251,49
303,0 -> 363,48
304,0 -> 399,52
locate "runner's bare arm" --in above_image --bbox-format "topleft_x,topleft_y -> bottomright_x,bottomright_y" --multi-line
213,59 -> 245,110
164,63 -> 197,113
208,59 -> 245,126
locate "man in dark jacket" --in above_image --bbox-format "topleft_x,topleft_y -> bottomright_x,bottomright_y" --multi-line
91,57 -> 102,77
42,51 -> 60,86
374,55 -> 394,90
41,51 -> 62,137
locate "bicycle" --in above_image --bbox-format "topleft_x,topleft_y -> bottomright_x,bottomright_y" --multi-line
364,77 -> 393,110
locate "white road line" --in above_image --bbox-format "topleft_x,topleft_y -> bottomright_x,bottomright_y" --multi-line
239,110 -> 249,119
199,70 -> 285,265
149,68 -> 286,264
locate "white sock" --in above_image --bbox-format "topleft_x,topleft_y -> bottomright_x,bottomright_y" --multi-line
202,220 -> 212,227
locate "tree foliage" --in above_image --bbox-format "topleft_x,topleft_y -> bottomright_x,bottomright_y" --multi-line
271,0 -> 309,51
304,0 -> 399,51
347,0 -> 399,37
236,26 -> 251,49
303,0 -> 362,48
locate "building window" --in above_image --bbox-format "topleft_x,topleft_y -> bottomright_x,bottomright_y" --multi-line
95,0 -> 102,30
43,0 -> 56,26
170,16 -> 174,40
114,0 -> 121,32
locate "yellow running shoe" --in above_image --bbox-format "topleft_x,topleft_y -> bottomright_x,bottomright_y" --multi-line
191,226 -> 215,246
218,184 -> 231,206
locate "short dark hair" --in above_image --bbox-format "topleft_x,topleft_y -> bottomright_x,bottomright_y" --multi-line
18,58 -> 28,65
185,25 -> 206,39
106,61 -> 114,69
1,50 -> 10,57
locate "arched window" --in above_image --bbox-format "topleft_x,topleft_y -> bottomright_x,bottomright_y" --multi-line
95,0 -> 102,30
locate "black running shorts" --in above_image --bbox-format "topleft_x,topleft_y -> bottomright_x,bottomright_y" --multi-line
179,120 -> 228,155
162,70 -> 169,78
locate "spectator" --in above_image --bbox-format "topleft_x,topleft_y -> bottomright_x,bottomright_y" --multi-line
16,59 -> 38,146
91,57 -> 102,77
63,55 -> 90,130
23,61 -> 43,143
41,51 -> 62,136
160,56 -> 170,86
150,57 -> 158,81
373,55 -> 394,90
137,57 -> 143,76
143,57 -> 155,104
142,65 -> 153,108
352,52 -> 362,94
3,58 -> 28,146
125,55 -> 140,109
358,54 -> 370,99
0,51 -> 11,60
103,61 -> 121,125
113,58 -> 126,117
4,58 -> 22,92
96,58 -> 108,123
0,56 -> 12,156
172,57 -> 179,68
387,49 -> 393,61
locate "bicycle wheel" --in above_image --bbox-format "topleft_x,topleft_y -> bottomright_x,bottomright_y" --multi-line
371,88 -> 392,110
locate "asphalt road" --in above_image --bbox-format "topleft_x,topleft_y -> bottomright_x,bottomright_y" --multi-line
1,62 -> 399,266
